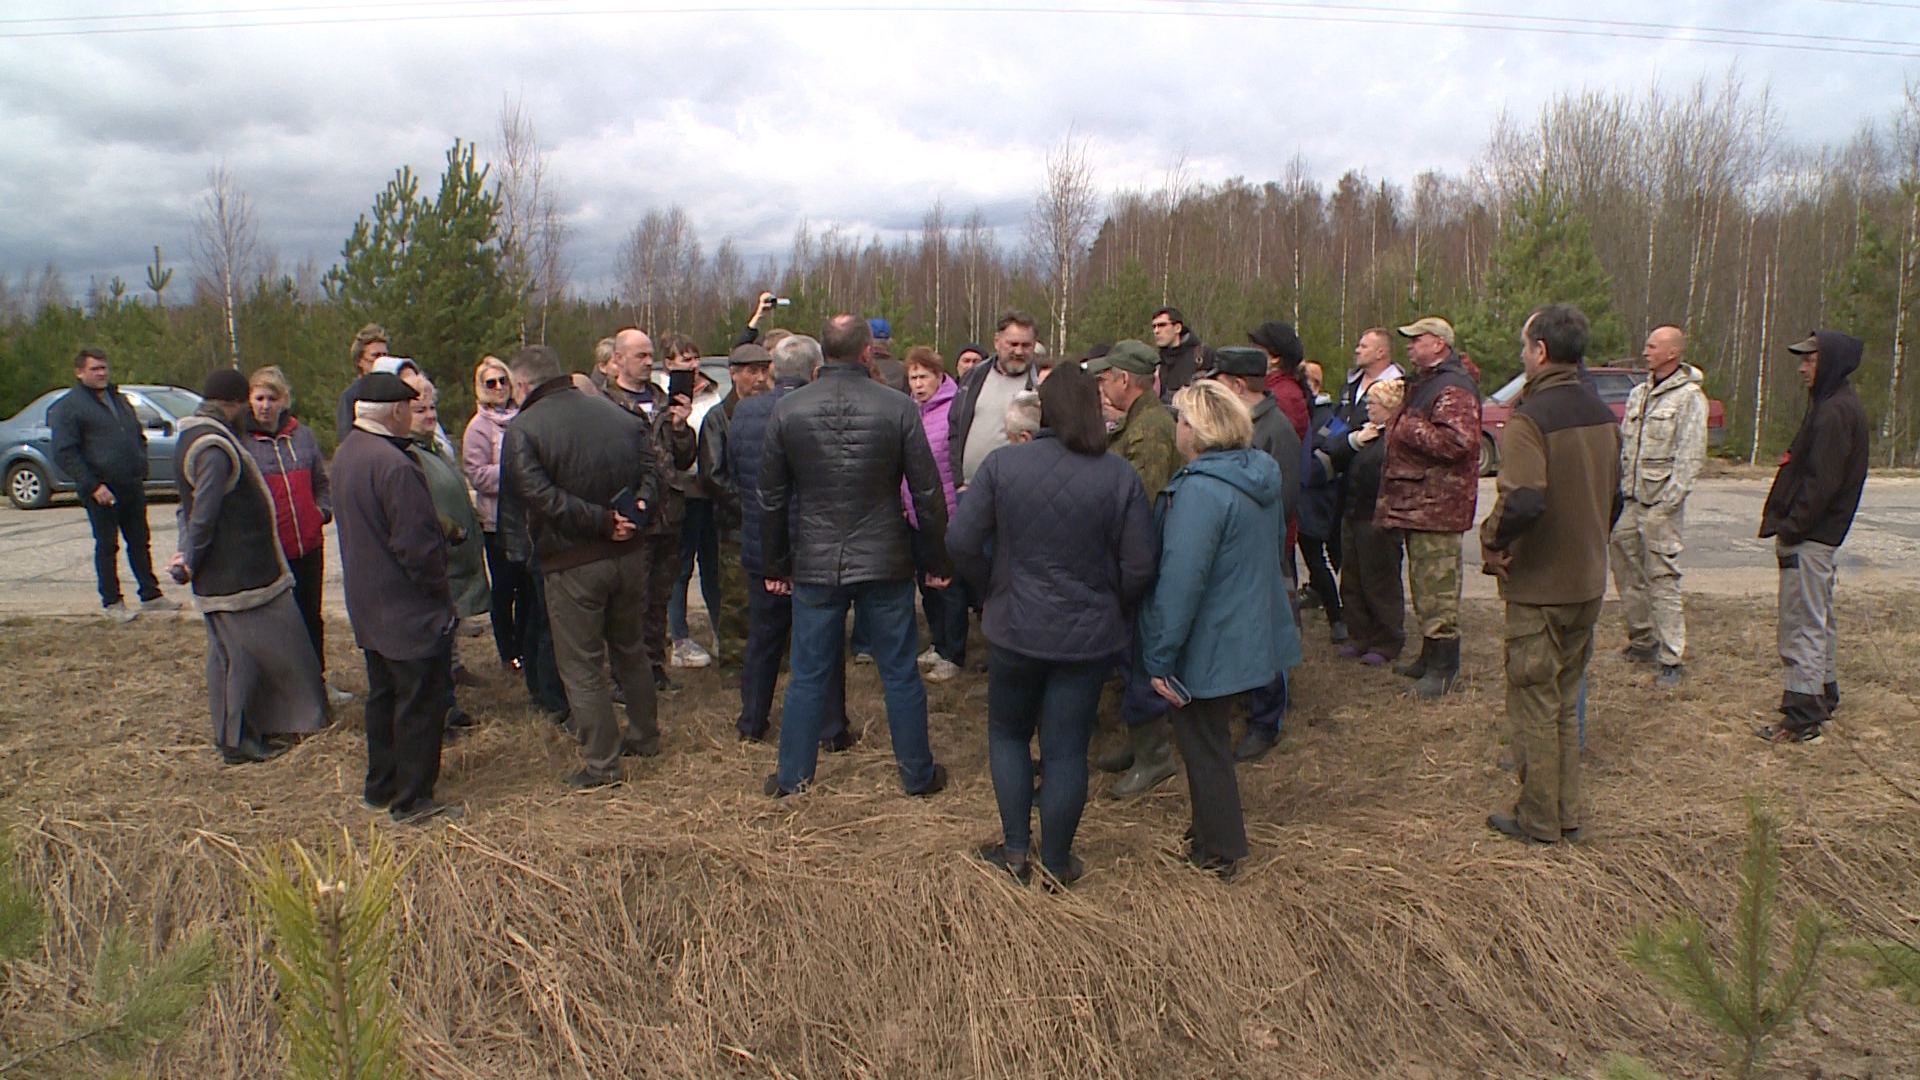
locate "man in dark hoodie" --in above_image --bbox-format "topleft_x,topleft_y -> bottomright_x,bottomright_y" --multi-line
1756,330 -> 1870,745
1151,306 -> 1204,400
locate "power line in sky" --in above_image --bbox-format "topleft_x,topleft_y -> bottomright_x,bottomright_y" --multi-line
3,0 -> 1918,59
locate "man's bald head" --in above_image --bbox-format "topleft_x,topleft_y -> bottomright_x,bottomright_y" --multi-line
1644,324 -> 1686,378
612,328 -> 655,391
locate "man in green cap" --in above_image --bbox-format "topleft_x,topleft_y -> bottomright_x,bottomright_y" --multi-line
1091,340 -> 1181,501
1088,339 -> 1183,797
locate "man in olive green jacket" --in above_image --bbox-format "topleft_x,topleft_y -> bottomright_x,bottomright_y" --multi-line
1092,340 -> 1180,501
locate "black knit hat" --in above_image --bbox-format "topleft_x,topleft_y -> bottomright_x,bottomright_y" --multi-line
201,368 -> 250,403
1248,321 -> 1305,365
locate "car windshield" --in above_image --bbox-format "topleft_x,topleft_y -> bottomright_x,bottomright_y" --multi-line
138,389 -> 203,418
1489,374 -> 1526,404
1593,372 -> 1641,405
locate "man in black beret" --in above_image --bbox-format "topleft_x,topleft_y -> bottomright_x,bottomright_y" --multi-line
333,371 -> 463,823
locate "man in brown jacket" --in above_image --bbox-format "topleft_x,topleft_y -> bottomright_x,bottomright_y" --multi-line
1479,305 -> 1622,845
1376,317 -> 1482,697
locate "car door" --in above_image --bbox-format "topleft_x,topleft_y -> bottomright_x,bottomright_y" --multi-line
123,392 -> 178,485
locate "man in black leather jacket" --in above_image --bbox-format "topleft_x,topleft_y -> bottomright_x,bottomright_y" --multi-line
503,345 -> 663,789
759,314 -> 952,798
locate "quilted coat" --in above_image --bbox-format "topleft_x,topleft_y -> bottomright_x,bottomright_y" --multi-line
726,375 -> 801,577
1374,352 -> 1482,534
903,373 -> 959,526
244,409 -> 330,561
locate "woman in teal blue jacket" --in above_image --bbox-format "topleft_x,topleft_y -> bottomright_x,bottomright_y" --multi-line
1140,379 -> 1302,875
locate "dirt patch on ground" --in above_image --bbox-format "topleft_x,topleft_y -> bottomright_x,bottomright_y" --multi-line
2,594 -> 1918,1078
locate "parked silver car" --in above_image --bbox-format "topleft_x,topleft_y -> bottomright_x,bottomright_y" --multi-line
0,385 -> 204,509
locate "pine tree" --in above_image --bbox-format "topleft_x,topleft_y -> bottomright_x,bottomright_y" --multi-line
1455,179 -> 1629,385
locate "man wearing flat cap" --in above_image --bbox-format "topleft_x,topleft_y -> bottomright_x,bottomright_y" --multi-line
1376,316 -> 1482,698
170,368 -> 327,766
333,371 -> 461,823
1088,339 -> 1185,797
1206,345 -> 1303,761
1755,330 -> 1870,745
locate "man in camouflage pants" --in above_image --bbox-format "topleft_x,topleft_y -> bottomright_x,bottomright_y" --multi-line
1374,317 -> 1482,698
1609,325 -> 1708,689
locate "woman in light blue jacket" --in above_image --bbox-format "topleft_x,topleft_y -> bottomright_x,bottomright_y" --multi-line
1139,379 -> 1302,876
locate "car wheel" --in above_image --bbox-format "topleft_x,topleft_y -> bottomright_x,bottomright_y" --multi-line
6,461 -> 51,510
1479,435 -> 1499,478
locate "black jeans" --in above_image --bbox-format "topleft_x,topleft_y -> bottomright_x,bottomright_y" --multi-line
1170,694 -> 1249,863
287,548 -> 326,671
363,643 -> 448,814
1297,534 -> 1343,623
919,575 -> 970,664
987,646 -> 1105,877
739,574 -> 849,743
483,532 -> 533,666
83,481 -> 159,607
1339,517 -> 1406,658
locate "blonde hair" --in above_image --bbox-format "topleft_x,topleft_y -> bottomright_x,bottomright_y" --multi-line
1171,379 -> 1253,453
1366,378 -> 1405,411
248,365 -> 292,407
474,355 -> 510,400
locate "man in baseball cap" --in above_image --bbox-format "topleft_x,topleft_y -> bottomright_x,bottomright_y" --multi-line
1397,317 -> 1455,346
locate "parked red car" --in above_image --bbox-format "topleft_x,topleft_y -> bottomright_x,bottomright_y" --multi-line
1479,366 -> 1727,476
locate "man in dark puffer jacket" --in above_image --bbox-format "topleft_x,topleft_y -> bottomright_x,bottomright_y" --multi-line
1756,330 -> 1871,744
726,335 -> 853,748
504,345 -> 662,789
759,314 -> 952,798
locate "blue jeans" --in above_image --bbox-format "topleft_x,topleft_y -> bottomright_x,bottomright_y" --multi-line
668,498 -> 722,641
987,646 -> 1104,877
778,579 -> 936,793
83,481 -> 160,607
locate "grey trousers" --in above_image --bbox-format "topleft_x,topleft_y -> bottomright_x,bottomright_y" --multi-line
1776,539 -> 1839,697
1169,694 -> 1249,863
547,546 -> 661,780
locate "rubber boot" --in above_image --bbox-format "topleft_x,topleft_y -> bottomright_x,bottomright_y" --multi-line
1092,739 -> 1134,774
1411,638 -> 1459,699
1109,719 -> 1177,798
1393,637 -> 1431,679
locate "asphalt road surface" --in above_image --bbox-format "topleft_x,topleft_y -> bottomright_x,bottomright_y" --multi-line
1,478 -> 1917,618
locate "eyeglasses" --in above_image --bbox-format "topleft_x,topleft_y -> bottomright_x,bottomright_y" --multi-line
483,377 -> 509,389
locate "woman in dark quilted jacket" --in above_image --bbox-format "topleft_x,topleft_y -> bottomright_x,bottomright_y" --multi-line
947,366 -> 1158,888
245,366 -> 351,707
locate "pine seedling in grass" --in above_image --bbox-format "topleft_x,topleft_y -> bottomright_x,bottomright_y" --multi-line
1842,935 -> 1920,1004
1622,797 -> 1830,1080
249,828 -> 410,1080
0,834 -> 221,1078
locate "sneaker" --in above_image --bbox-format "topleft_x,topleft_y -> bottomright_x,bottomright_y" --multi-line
141,595 -> 180,612
852,651 -> 875,665
1620,644 -> 1657,664
1655,663 -> 1685,689
105,601 -> 138,624
325,681 -> 356,708
391,799 -> 464,825
924,658 -> 962,683
670,638 -> 712,668
916,647 -> 941,667
1753,722 -> 1823,745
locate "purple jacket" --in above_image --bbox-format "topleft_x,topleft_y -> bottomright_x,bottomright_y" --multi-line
462,404 -> 516,532
904,375 -> 958,527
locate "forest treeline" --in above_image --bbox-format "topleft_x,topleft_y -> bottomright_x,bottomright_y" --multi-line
2,72 -> 1918,462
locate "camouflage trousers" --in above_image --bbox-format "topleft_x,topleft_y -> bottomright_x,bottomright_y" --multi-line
1403,530 -> 1463,642
1609,499 -> 1687,665
716,534 -> 751,670
1505,598 -> 1600,841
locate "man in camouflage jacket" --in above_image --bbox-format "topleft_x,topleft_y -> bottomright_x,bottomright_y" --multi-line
1608,325 -> 1708,687
1375,317 -> 1482,697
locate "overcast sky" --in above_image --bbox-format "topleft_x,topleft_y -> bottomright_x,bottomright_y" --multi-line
3,0 -> 1917,300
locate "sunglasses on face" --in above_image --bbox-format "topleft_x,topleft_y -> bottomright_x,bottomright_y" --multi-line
483,377 -> 509,389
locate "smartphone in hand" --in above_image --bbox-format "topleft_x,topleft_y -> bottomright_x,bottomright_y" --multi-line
1164,675 -> 1194,708
666,369 -> 697,402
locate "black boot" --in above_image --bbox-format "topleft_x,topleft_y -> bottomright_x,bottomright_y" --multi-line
1392,638 -> 1431,680
1823,681 -> 1840,712
1411,638 -> 1459,699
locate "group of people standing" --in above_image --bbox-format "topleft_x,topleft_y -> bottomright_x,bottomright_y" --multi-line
49,287 -> 1873,861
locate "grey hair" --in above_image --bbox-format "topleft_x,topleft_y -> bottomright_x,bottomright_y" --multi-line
354,399 -> 404,422
772,334 -> 822,380
509,345 -> 565,384
1004,390 -> 1042,439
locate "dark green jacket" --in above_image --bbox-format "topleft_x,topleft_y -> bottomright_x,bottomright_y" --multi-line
1108,391 -> 1180,501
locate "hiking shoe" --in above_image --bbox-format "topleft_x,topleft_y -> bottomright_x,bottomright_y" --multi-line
917,647 -> 941,667
105,601 -> 138,624
764,773 -> 797,798
907,763 -> 949,797
391,799 -> 464,825
325,680 -> 356,708
669,638 -> 712,668
565,769 -> 622,790
852,651 -> 875,665
924,658 -> 962,683
1621,644 -> 1657,664
1754,722 -> 1823,745
141,595 -> 180,613
621,738 -> 661,758
1487,813 -> 1554,845
1655,663 -> 1685,689
977,843 -> 1032,885
1233,728 -> 1278,762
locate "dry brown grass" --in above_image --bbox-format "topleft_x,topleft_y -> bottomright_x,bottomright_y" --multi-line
2,591 -> 1918,1079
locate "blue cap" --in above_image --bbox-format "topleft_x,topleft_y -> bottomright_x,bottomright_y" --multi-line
867,318 -> 892,340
